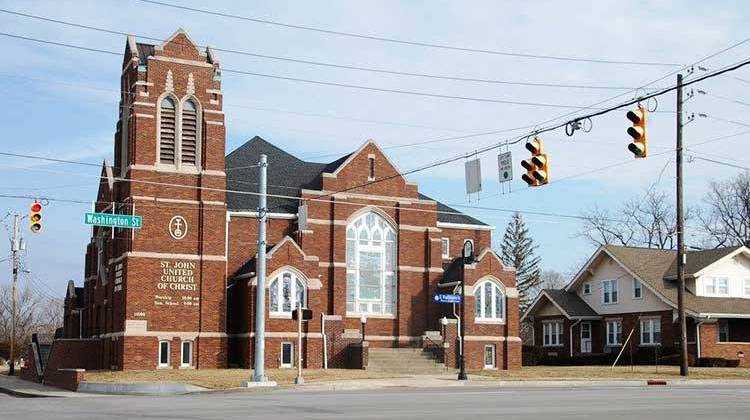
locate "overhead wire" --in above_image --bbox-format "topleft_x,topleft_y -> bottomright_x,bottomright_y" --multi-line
131,0 -> 682,66
0,31 -> 628,110
0,8 -> 661,90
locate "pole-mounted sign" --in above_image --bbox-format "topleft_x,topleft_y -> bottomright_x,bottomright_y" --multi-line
433,294 -> 462,304
84,212 -> 142,229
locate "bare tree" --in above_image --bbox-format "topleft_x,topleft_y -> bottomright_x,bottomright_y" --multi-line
699,172 -> 750,247
578,190 -> 686,249
540,269 -> 568,290
0,284 -> 62,361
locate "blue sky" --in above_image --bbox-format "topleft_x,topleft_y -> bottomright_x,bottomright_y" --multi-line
1,0 -> 749,297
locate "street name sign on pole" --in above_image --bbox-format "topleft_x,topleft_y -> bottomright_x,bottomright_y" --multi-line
84,212 -> 142,229
433,294 -> 462,304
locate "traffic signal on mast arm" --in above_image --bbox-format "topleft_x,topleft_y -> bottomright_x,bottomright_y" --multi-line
521,137 -> 550,186
627,105 -> 648,158
30,201 -> 42,233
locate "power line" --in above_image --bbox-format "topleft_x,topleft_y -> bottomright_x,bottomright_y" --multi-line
131,0 -> 682,67
0,8 -> 654,90
689,156 -> 750,171
294,56 -> 750,205
0,31 -> 633,110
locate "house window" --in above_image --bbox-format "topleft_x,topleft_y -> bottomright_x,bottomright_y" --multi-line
640,318 -> 661,346
158,340 -> 170,367
158,96 -> 176,164
718,320 -> 730,343
542,321 -> 563,346
368,156 -> 375,180
705,276 -> 729,296
269,271 -> 306,315
633,279 -> 642,299
745,279 -> 750,297
474,280 -> 505,321
602,279 -> 618,304
441,238 -> 450,259
606,320 -> 622,346
583,283 -> 591,295
181,340 -> 193,367
484,345 -> 496,369
180,99 -> 199,166
280,342 -> 293,368
346,212 -> 397,315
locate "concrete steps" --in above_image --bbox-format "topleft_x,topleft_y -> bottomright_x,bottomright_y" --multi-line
367,347 -> 450,374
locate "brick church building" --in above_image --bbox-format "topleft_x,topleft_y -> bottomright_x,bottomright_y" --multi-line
46,30 -> 521,376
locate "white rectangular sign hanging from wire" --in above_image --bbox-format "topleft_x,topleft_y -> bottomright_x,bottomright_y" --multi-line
498,151 -> 513,183
465,158 -> 482,195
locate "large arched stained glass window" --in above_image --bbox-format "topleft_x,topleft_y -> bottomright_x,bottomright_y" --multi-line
269,271 -> 306,315
346,211 -> 397,315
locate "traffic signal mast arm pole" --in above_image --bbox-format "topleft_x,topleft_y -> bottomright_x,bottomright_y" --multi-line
676,74 -> 689,376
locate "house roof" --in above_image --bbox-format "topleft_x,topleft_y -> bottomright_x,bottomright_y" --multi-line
603,245 -> 750,316
224,136 -> 488,226
543,289 -> 599,317
521,289 -> 599,322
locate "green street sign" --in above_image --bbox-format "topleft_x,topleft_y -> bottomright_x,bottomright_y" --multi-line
84,212 -> 142,229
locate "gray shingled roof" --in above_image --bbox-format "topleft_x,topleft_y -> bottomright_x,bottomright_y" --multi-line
225,136 -> 488,226
543,289 -> 599,318
605,245 -> 750,315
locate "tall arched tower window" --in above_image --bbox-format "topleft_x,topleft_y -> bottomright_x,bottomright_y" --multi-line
181,99 -> 199,166
158,96 -> 176,164
346,211 -> 397,315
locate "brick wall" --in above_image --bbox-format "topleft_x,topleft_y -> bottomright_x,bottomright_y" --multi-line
699,321 -> 750,367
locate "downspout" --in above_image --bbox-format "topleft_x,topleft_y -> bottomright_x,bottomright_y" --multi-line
696,316 -> 709,363
453,303 -> 462,356
570,320 -> 581,357
321,313 -> 328,369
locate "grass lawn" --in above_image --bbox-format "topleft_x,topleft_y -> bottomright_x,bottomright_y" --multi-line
83,368 -> 402,390
471,365 -> 750,381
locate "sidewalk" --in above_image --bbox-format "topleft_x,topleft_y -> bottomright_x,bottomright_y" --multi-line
0,374 -> 96,398
5,372 -> 750,397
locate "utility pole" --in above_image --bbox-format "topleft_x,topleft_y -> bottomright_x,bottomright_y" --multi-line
253,154 -> 269,383
676,73 -> 689,377
8,212 -> 19,376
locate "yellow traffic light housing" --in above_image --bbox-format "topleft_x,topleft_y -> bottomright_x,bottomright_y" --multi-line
521,137 -> 550,186
627,105 -> 648,158
30,201 -> 42,233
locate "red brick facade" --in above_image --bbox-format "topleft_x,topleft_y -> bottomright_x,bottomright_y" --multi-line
54,29 -> 520,373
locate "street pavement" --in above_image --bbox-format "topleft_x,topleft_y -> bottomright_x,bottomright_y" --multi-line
2,385 -> 750,419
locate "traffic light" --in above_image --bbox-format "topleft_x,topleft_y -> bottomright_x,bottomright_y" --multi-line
521,137 -> 550,186
627,105 -> 648,158
30,201 -> 42,233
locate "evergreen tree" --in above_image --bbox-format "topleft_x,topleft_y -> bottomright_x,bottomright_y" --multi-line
500,213 -> 541,310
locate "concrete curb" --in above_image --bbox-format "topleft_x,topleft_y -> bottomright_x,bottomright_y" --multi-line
0,384 -> 58,398
77,382 -> 208,395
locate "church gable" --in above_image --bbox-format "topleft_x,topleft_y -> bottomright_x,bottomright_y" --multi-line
154,29 -> 207,62
321,140 -> 418,198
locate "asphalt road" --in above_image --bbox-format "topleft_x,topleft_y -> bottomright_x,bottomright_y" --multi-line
2,385 -> 750,419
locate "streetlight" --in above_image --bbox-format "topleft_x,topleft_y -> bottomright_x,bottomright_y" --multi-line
458,240 -> 475,381
360,315 -> 367,344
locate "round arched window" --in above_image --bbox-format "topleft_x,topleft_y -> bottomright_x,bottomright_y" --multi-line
474,280 -> 505,321
269,271 -> 306,314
